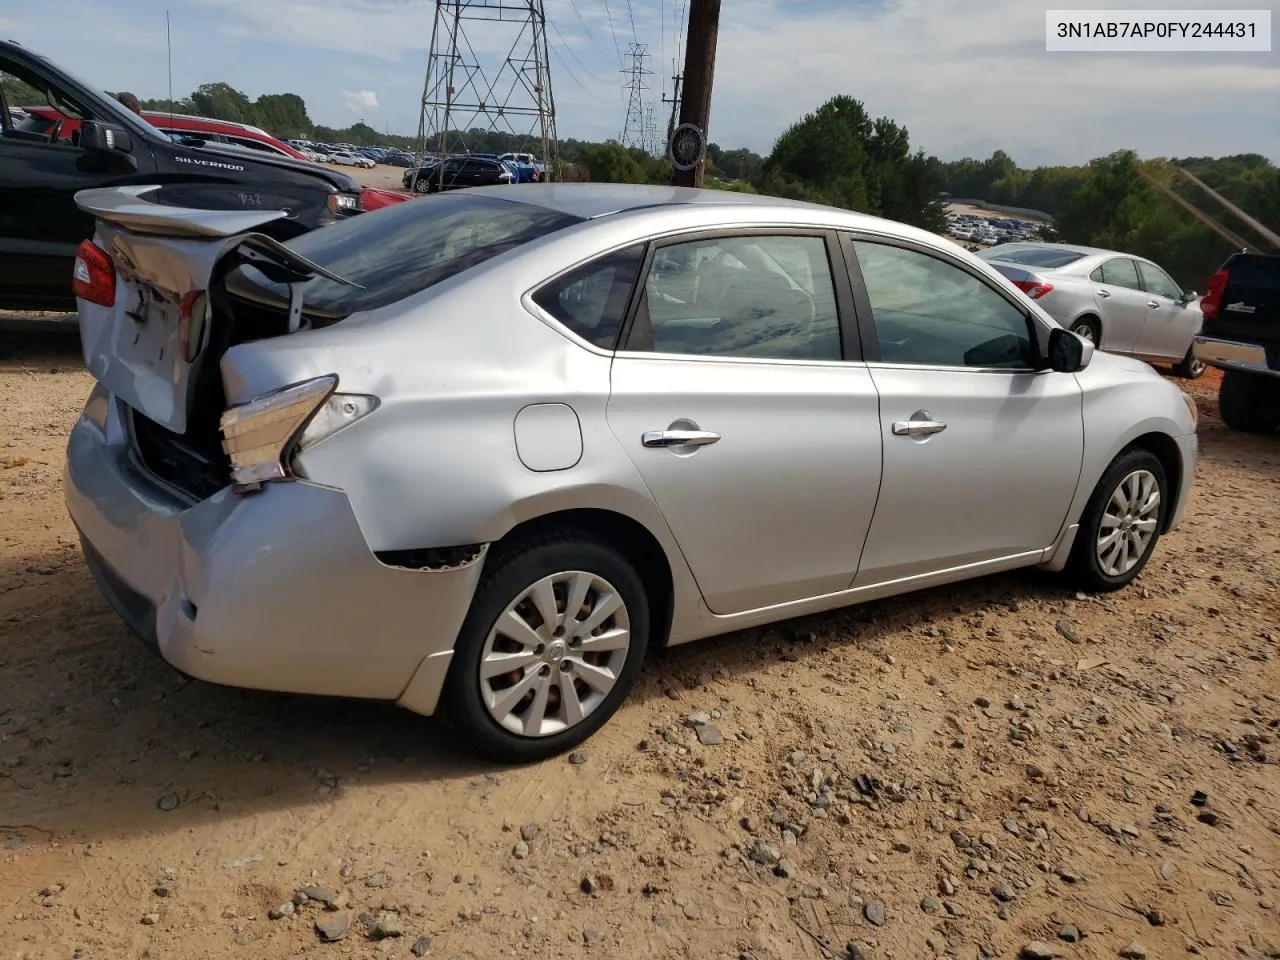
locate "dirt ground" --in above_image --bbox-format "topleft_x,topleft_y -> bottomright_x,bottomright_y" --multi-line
1,336 -> 1277,960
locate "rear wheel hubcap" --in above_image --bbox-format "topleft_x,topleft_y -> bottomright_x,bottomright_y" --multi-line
479,570 -> 631,738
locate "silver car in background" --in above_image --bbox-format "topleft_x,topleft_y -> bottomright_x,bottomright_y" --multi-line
979,242 -> 1206,378
65,184 -> 1198,762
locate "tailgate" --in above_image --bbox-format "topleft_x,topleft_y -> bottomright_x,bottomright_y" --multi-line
74,185 -> 353,433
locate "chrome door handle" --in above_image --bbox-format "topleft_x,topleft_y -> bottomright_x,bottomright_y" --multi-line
891,419 -> 947,437
642,428 -> 721,448
1146,300 -> 1159,308
1096,289 -> 1112,298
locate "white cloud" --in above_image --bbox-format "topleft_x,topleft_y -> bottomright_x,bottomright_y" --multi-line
341,89 -> 378,113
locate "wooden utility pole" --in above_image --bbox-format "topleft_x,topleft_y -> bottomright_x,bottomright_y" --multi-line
671,0 -> 721,187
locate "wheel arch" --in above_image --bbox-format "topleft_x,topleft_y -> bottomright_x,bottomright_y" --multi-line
1070,312 -> 1103,345
1121,432 -> 1183,533
490,507 -> 677,650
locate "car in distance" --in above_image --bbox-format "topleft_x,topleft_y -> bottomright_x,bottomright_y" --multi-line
979,242 -> 1206,378
65,183 -> 1198,762
404,155 -> 514,192
1193,252 -> 1280,433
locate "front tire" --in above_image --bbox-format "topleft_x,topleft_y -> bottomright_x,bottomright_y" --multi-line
441,532 -> 649,763
1067,448 -> 1168,593
1218,370 -> 1280,433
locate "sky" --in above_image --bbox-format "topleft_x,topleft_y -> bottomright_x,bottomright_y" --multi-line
2,0 -> 1276,167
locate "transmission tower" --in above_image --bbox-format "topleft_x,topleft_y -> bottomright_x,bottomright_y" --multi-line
643,104 -> 659,156
417,0 -> 558,180
619,42 -> 651,151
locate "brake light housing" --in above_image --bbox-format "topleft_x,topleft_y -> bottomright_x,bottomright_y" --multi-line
219,375 -> 379,491
1200,268 -> 1228,318
72,240 -> 116,307
1012,276 -> 1054,299
178,290 -> 210,363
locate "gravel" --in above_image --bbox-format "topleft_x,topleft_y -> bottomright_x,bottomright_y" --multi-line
315,911 -> 351,942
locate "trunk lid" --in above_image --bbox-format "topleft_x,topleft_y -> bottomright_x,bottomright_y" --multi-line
75,185 -> 355,434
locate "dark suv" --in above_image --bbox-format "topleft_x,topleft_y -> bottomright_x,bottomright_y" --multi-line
1193,252 -> 1280,433
404,155 -> 514,193
0,39 -> 365,312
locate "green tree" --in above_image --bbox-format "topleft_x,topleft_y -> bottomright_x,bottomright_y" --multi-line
190,82 -> 254,124
253,93 -> 312,139
757,95 -> 944,229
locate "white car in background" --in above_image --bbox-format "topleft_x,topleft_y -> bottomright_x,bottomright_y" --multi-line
329,151 -> 375,169
980,242 -> 1206,378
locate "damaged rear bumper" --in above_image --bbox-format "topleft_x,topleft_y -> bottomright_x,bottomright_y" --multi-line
64,392 -> 482,715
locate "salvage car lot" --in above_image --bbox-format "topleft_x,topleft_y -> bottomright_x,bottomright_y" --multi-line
1,338 -> 1278,959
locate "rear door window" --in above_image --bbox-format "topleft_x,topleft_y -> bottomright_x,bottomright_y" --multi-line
1091,257 -> 1142,290
532,246 -> 645,349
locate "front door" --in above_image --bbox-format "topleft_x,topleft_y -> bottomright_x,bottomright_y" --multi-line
0,53 -> 154,310
845,237 -> 1084,584
606,231 -> 883,615
1087,256 -> 1149,353
1133,260 -> 1200,360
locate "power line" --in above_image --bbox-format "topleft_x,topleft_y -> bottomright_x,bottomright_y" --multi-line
547,18 -> 608,102
566,0 -> 613,65
601,0 -> 625,67
624,0 -> 638,43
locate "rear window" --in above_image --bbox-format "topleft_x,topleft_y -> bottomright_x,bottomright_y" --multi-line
1226,254 -> 1280,290
241,192 -> 582,316
979,247 -> 1086,269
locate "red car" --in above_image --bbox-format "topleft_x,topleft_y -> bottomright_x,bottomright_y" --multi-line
19,105 -> 311,161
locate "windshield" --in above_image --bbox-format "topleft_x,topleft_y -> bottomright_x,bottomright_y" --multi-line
235,192 -> 583,316
979,246 -> 1084,269
20,54 -> 162,142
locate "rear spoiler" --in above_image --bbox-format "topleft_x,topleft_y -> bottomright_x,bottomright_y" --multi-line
74,185 -> 359,288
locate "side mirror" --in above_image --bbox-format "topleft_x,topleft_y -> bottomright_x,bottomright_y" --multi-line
1047,326 -> 1093,373
79,119 -> 133,156
1181,289 -> 1198,303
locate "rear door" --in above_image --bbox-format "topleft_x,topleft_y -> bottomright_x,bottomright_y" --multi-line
605,230 -> 883,615
1133,260 -> 1200,360
1087,256 -> 1148,352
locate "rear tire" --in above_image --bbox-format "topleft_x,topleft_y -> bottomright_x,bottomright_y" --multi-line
1218,370 -> 1280,434
1067,448 -> 1168,593
1069,316 -> 1101,345
1172,346 -> 1206,380
441,532 -> 649,763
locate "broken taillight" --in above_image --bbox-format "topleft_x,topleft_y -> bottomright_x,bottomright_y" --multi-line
219,375 -> 378,489
178,290 -> 210,363
72,240 -> 116,307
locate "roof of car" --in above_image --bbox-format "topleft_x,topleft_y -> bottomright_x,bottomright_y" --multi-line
486,182 -> 840,221
989,240 -> 1122,259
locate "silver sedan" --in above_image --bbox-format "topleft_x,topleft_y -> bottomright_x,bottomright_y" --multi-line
979,242 -> 1206,378
65,184 -> 1198,761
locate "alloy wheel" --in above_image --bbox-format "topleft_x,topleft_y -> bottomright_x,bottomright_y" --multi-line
1096,469 -> 1160,577
1072,323 -> 1096,343
478,571 -> 631,738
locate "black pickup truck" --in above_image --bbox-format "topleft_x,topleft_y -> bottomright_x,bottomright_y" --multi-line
0,39 -> 364,312
1193,252 -> 1280,433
